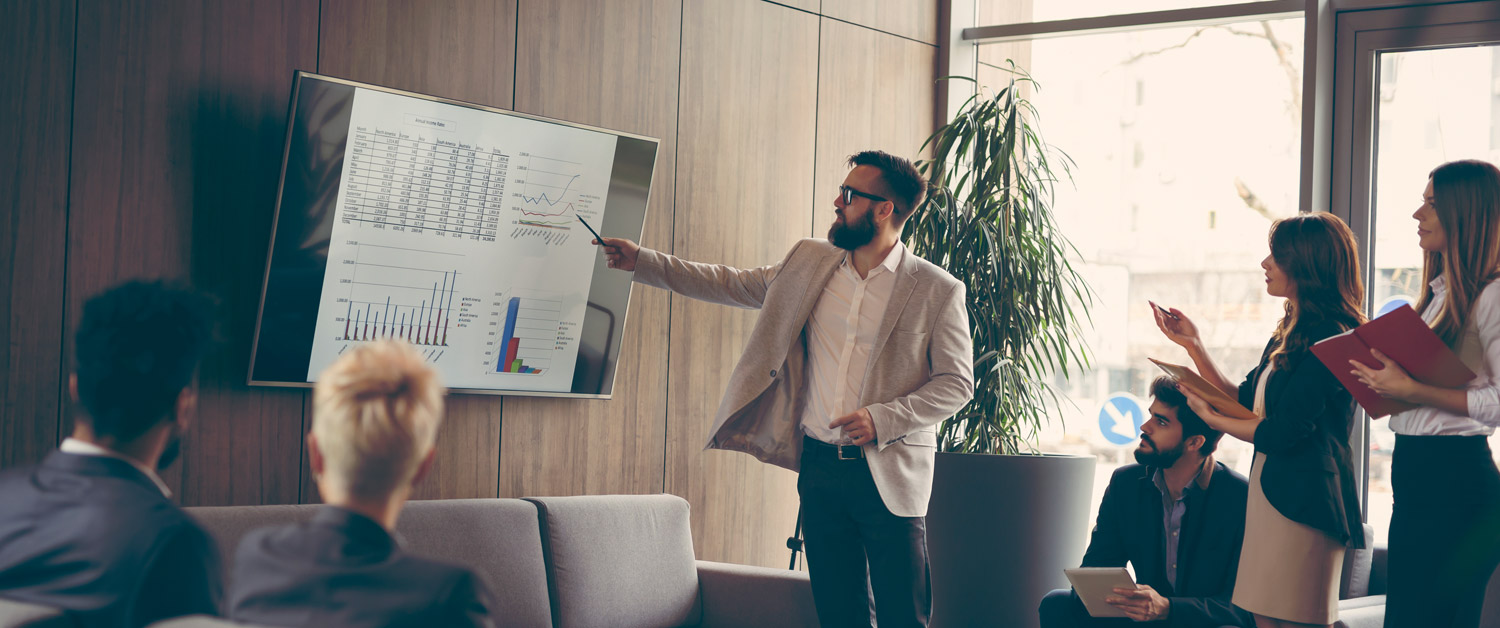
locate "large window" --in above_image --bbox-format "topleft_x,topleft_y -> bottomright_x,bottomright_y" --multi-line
1367,45 -> 1500,546
977,15 -> 1304,535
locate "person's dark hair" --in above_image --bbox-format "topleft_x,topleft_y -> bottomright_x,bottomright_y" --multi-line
1267,213 -> 1367,369
1149,376 -> 1223,456
74,280 -> 215,441
1417,160 -> 1500,347
847,150 -> 927,221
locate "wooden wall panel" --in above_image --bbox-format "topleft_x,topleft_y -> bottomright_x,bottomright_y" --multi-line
499,0 -> 681,498
769,0 -> 821,13
812,19 -> 937,238
977,0 -> 1033,91
319,0 -> 518,109
0,1 -> 73,469
670,0 -> 820,567
318,0 -> 519,501
67,0 -> 316,505
822,0 -> 939,45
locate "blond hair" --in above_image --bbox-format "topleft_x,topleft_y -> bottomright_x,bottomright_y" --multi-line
312,340 -> 445,501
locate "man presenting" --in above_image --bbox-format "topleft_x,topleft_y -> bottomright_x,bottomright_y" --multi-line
597,150 -> 974,627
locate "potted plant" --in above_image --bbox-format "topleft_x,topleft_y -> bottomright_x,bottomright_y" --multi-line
907,68 -> 1098,628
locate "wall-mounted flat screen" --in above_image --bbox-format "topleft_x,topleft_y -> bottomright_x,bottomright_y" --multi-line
249,72 -> 657,397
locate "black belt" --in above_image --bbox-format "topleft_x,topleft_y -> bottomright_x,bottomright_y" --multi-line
803,435 -> 865,460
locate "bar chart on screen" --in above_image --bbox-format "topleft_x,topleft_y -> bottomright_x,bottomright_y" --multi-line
487,291 -> 565,376
309,241 -> 476,373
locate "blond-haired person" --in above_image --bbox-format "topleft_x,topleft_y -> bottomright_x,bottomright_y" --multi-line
227,340 -> 495,628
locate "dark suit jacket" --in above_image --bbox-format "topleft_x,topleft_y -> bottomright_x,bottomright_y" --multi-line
0,451 -> 223,627
228,506 -> 495,628
1081,461 -> 1254,628
1236,322 -> 1366,548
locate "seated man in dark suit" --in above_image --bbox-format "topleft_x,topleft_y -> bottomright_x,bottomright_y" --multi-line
0,280 -> 221,627
228,339 -> 495,628
1040,376 -> 1254,627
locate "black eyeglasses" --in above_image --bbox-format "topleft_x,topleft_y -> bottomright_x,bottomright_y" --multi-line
840,185 -> 888,205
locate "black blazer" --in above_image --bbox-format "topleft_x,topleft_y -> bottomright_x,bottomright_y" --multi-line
1082,462 -> 1254,628
1237,322 -> 1366,548
228,505 -> 495,628
0,451 -> 223,627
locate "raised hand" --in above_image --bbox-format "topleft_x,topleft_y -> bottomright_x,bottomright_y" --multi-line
596,237 -> 640,272
1151,301 -> 1201,349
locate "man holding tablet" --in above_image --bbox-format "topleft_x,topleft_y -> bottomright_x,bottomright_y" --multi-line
1040,377 -> 1253,627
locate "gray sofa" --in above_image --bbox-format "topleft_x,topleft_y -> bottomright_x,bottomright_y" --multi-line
0,494 -> 817,628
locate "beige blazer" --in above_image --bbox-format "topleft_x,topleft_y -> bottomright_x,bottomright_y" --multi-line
634,238 -> 974,517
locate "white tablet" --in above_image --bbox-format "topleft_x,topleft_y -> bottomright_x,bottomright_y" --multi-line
1063,567 -> 1138,618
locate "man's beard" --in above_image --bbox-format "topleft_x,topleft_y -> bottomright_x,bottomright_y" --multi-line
1134,436 -> 1186,468
157,421 -> 182,471
828,209 -> 877,251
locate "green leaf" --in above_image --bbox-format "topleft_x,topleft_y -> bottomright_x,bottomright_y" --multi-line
911,60 -> 1092,456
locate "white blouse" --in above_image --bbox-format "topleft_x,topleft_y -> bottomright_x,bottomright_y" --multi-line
1389,276 -> 1500,436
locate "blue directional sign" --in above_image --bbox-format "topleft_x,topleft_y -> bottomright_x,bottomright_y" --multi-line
1098,394 -> 1147,446
1376,295 -> 1415,318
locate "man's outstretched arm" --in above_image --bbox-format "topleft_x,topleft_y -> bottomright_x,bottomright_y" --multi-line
599,236 -> 799,310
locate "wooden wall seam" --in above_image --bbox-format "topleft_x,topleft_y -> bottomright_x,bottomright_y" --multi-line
1,0 -> 75,469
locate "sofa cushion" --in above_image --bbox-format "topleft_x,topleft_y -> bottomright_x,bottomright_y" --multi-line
526,495 -> 700,628
187,504 -> 319,572
1333,596 -> 1386,628
148,615 -> 272,627
1339,524 -> 1376,599
399,499 -> 552,628
0,598 -> 70,628
188,498 -> 552,628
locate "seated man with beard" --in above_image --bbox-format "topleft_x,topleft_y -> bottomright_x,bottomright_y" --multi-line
0,281 -> 221,627
1039,377 -> 1254,628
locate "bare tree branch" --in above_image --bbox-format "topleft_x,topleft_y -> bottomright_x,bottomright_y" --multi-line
1121,27 -> 1213,64
1234,176 -> 1286,221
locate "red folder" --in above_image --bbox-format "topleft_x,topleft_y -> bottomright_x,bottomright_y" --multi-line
1310,305 -> 1476,418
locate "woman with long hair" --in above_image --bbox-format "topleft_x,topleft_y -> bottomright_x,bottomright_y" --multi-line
1153,213 -> 1366,628
1349,159 -> 1500,627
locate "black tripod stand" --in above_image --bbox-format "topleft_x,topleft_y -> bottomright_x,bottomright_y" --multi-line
787,507 -> 804,570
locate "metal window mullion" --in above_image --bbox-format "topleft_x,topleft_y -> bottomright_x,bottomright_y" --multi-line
963,0 -> 1304,43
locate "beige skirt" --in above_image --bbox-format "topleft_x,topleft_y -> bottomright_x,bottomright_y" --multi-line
1232,452 -> 1345,624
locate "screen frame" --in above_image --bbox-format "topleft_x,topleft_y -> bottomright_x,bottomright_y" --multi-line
247,70 -> 659,399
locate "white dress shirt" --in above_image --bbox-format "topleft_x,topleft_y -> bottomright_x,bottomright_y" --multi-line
800,241 -> 905,444
59,437 -> 173,497
1390,276 -> 1500,436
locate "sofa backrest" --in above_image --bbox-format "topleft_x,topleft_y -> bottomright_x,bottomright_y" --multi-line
0,599 -> 70,628
147,616 -> 269,627
526,495 -> 701,628
400,499 -> 553,628
1339,523 -> 1376,599
188,498 -> 552,628
1482,562 -> 1500,628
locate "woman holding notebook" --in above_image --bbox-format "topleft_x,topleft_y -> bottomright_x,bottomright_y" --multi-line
1152,213 -> 1366,628
1347,159 -> 1500,628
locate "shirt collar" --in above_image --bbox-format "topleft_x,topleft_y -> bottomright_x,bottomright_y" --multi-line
840,240 -> 906,277
1431,275 -> 1448,294
1151,458 -> 1212,500
59,437 -> 172,497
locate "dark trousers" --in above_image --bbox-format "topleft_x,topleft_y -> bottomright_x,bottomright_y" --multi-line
1039,589 -> 1154,628
798,437 -> 930,628
1384,435 -> 1500,628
